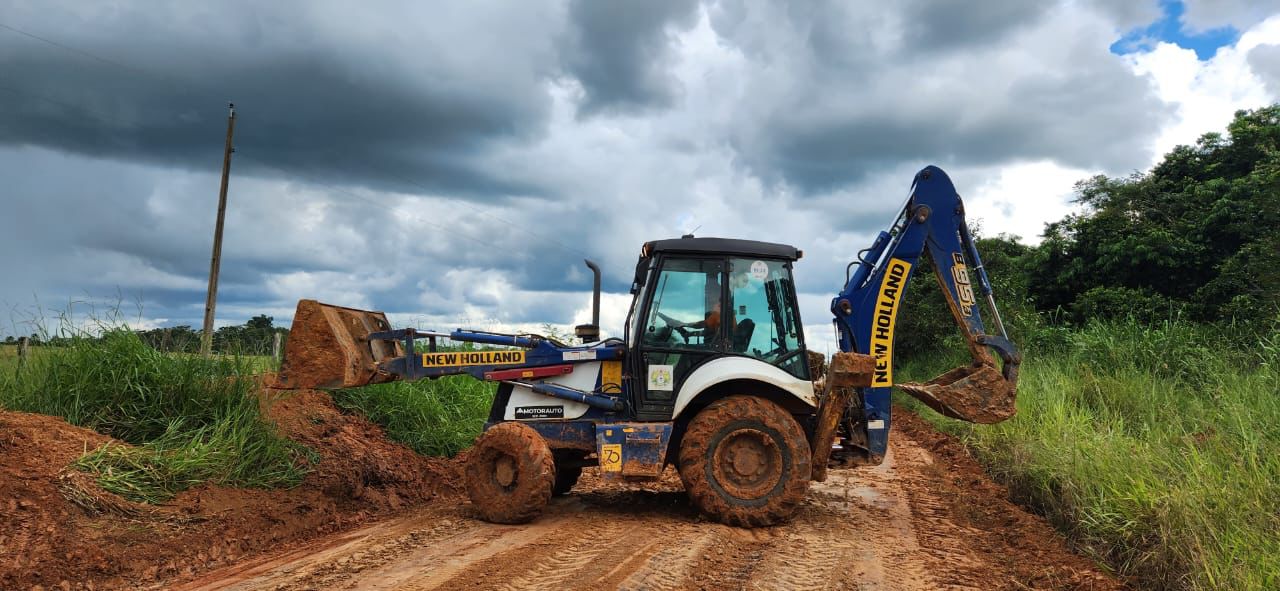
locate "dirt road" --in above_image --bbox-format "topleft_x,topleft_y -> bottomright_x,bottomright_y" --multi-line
174,412 -> 1121,591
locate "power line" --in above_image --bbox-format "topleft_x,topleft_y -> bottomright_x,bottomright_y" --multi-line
0,21 -> 222,98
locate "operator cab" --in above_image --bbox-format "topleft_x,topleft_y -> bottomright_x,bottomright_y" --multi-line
625,236 -> 810,420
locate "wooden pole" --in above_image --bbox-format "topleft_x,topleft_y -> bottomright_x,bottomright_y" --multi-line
272,332 -> 282,361
16,336 -> 29,370
201,103 -> 237,356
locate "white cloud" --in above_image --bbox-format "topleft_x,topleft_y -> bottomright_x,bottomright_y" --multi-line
965,161 -> 1092,243
1126,15 -> 1280,161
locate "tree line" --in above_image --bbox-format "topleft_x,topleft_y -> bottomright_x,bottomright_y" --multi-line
897,104 -> 1280,356
4,314 -> 287,355
135,314 -> 288,355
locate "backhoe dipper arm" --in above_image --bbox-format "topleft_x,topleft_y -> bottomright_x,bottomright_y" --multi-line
829,166 -> 1021,459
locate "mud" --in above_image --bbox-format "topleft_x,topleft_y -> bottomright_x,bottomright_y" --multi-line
175,407 -> 1124,591
275,300 -> 400,389
678,395 -> 812,527
899,363 -> 1017,424
464,422 -> 555,524
0,389 -> 459,591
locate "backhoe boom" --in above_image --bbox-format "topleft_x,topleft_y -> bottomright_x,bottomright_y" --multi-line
827,165 -> 1021,463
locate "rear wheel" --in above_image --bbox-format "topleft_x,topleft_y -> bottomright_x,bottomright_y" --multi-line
464,422 -> 555,524
678,395 -> 811,527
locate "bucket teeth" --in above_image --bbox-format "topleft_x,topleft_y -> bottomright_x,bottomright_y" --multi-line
899,364 -> 1016,424
275,300 -> 403,390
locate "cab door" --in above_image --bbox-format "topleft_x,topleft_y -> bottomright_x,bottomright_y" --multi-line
632,256 -> 726,420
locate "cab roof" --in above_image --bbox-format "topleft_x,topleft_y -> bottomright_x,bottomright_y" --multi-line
643,236 -> 802,261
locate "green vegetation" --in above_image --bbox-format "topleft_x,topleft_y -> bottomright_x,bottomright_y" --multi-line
1028,105 -> 1280,324
899,321 -> 1279,591
331,373 -> 495,458
0,329 -> 308,503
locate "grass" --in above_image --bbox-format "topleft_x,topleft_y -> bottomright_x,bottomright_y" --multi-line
331,375 -> 494,457
897,320 -> 1280,591
0,329 -> 309,503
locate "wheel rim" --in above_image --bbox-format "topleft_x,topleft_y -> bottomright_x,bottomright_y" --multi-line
711,428 -> 783,500
494,454 -> 517,488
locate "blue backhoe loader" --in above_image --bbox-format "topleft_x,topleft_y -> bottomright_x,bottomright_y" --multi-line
277,165 -> 1021,526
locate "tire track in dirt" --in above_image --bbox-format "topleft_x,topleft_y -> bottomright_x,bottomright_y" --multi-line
387,502 -> 629,591
490,521 -> 637,591
612,526 -> 715,590
354,516 -> 576,590
745,453 -> 930,591
176,508 -> 474,591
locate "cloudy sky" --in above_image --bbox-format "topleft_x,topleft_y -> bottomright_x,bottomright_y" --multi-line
2,0 -> 1278,351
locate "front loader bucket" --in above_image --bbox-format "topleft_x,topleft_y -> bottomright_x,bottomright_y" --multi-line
275,299 -> 403,390
899,363 -> 1016,424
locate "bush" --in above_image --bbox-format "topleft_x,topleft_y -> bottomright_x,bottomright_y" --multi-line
0,329 -> 308,502
331,375 -> 494,457
1070,286 -> 1185,324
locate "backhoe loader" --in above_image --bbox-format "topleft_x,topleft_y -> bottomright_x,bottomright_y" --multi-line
276,165 -> 1021,526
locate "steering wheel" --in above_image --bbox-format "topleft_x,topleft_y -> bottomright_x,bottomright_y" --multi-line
656,312 -> 692,343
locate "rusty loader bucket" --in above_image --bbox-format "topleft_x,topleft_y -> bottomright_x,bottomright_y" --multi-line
898,335 -> 1021,425
275,299 -> 404,390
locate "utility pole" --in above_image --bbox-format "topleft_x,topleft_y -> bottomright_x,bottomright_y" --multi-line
201,103 -> 236,356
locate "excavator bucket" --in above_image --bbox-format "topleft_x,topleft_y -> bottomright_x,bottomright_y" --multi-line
899,362 -> 1017,424
275,299 -> 403,390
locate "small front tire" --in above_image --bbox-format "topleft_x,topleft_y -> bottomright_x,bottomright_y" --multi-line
464,422 -> 555,524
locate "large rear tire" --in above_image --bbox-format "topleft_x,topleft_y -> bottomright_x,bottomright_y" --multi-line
678,395 -> 811,527
464,422 -> 555,524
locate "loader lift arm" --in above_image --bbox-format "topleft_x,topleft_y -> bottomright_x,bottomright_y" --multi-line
815,165 -> 1021,474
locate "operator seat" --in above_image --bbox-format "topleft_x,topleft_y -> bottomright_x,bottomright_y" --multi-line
731,319 -> 755,353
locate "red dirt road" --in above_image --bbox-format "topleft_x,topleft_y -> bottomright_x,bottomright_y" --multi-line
174,411 -> 1122,591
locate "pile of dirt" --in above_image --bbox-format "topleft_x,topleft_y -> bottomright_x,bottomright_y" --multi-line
0,389 -> 462,591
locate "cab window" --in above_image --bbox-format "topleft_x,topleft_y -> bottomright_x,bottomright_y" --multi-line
727,258 -> 806,377
642,258 -> 723,350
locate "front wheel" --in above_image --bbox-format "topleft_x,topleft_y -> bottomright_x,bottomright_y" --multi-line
677,395 -> 811,527
464,422 -> 555,524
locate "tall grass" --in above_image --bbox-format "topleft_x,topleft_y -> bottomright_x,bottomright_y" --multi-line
0,329 -> 308,503
331,375 -> 494,457
898,320 -> 1280,590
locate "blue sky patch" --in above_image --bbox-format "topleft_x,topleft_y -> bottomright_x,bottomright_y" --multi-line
1110,0 -> 1239,60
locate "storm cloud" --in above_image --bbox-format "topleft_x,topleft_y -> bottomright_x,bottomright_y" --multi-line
2,0 -> 1277,346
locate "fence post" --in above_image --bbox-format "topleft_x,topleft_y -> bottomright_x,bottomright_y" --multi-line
272,332 -> 282,361
16,336 -> 29,371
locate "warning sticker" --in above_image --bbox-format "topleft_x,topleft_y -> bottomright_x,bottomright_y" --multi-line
601,361 -> 622,390
749,260 -> 769,281
562,350 -> 597,361
600,443 -> 623,472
